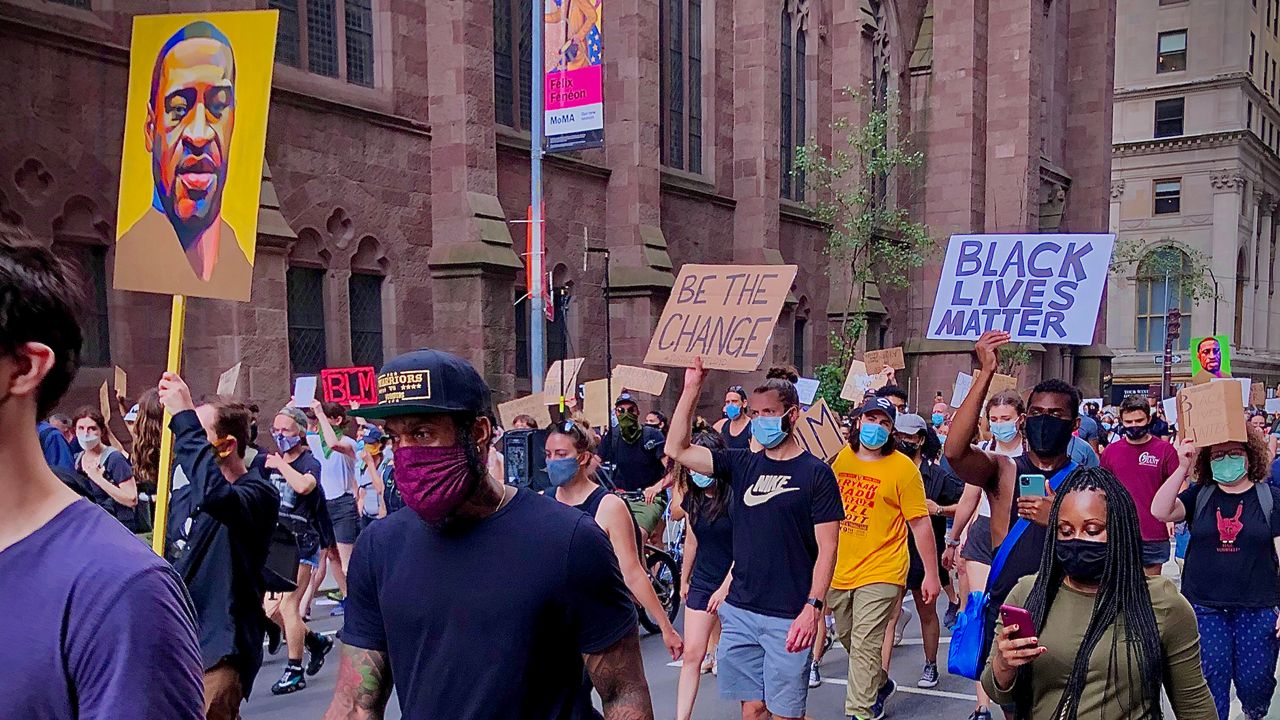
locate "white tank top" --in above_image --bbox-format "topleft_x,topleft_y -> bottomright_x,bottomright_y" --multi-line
309,434 -> 357,500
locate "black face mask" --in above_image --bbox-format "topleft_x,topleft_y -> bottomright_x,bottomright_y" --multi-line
1024,415 -> 1073,457
897,440 -> 921,457
1121,423 -> 1150,441
1055,538 -> 1107,583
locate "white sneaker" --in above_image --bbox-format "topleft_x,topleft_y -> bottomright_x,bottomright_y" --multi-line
893,604 -> 913,647
699,653 -> 713,674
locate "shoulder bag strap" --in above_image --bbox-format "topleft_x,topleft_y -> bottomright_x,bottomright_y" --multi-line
989,462 -> 1077,584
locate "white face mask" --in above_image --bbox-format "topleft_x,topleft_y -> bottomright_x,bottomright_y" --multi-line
77,431 -> 101,450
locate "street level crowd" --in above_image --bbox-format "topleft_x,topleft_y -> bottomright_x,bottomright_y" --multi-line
6,229 -> 1280,720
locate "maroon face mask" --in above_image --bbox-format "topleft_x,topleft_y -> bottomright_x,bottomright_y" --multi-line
393,445 -> 477,525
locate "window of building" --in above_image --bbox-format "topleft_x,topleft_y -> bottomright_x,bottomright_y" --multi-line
271,0 -> 375,87
1157,30 -> 1187,73
49,0 -> 90,7
1154,97 -> 1184,138
660,0 -> 703,173
1251,33 -> 1256,74
1270,0 -> 1274,30
793,314 -> 808,374
1135,248 -> 1193,353
1272,59 -> 1277,96
348,273 -> 383,369
1235,249 -> 1247,341
780,7 -> 809,201
56,243 -> 110,366
494,0 -> 534,131
1154,179 -> 1181,215
1249,100 -> 1255,131
287,267 -> 328,374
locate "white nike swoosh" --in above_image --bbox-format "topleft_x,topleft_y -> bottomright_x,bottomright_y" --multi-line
742,486 -> 800,507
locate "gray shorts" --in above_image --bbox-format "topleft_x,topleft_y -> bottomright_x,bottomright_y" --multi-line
716,602 -> 811,717
1142,539 -> 1171,567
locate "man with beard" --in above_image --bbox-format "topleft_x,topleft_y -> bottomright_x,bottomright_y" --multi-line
323,349 -> 652,719
115,20 -> 252,301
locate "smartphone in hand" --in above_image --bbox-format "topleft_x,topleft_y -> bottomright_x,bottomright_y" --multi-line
1018,473 -> 1047,498
1000,604 -> 1037,640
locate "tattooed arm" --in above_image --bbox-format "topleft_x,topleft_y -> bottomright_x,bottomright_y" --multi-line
584,633 -> 655,720
322,644 -> 393,720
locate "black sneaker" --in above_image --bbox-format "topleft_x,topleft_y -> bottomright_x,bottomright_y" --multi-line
305,632 -> 334,676
270,664 -> 306,695
870,678 -> 896,720
265,623 -> 282,655
968,708 -> 993,720
944,600 -> 961,630
918,662 -> 939,688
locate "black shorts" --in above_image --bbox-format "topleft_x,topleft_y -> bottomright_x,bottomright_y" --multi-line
685,585 -> 713,612
961,515 -> 995,565
326,495 -> 361,545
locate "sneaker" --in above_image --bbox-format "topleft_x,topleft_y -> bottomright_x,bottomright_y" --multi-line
918,662 -> 939,688
329,600 -> 346,617
808,661 -> 822,688
893,605 -> 913,647
265,622 -> 282,655
270,664 -> 306,695
710,655 -> 718,675
870,678 -> 896,720
968,708 -> 993,720
944,600 -> 961,630
699,653 -> 714,674
305,632 -> 334,676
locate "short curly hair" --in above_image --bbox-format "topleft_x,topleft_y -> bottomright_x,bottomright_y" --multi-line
1191,425 -> 1273,486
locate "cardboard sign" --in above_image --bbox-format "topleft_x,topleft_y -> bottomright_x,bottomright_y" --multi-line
497,394 -> 554,430
217,362 -> 243,397
319,366 -> 378,406
1266,398 -> 1280,414
1250,381 -> 1267,408
1161,397 -> 1179,426
99,381 -> 114,421
950,372 -> 974,409
611,364 -> 668,396
795,377 -> 821,406
927,234 -> 1115,345
839,360 -> 873,401
1211,377 -> 1250,408
793,399 -> 846,461
984,373 -> 1019,406
293,376 -> 317,407
113,366 -> 127,400
864,347 -> 906,373
544,358 -> 586,403
112,11 -> 278,302
1177,380 -> 1248,447
581,379 -> 614,429
644,264 -> 799,371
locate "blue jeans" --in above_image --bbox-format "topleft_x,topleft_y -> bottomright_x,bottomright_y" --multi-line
1194,605 -> 1280,720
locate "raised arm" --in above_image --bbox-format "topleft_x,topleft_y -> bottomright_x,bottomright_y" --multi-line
584,634 -> 656,720
323,645 -> 393,720
1151,439 -> 1196,523
665,358 -> 714,476
312,401 -> 358,460
944,331 -> 1008,487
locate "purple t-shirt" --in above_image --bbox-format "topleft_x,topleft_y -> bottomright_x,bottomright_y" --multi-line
1,499 -> 204,719
1100,436 -> 1180,542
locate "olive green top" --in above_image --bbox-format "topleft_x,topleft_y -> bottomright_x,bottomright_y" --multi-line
982,575 -> 1215,719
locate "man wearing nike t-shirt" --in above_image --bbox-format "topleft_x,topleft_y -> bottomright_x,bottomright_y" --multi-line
668,361 -> 843,720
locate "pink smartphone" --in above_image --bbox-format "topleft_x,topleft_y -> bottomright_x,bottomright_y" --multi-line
999,604 -> 1036,640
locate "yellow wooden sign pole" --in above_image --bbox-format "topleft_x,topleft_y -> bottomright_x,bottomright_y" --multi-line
150,294 -> 188,556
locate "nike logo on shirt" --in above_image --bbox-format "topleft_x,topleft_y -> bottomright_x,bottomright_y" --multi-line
743,474 -> 800,506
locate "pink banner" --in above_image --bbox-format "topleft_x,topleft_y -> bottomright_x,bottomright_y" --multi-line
545,65 -> 604,111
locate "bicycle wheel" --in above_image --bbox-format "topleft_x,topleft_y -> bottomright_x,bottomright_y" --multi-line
636,547 -> 680,635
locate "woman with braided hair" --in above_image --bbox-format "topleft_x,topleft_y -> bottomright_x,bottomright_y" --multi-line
984,466 -> 1214,719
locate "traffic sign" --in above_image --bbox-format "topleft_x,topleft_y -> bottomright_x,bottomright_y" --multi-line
1153,354 -> 1184,364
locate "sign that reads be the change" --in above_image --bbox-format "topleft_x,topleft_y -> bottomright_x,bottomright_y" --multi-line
927,234 -> 1115,345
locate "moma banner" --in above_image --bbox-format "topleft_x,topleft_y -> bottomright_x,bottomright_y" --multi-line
543,0 -> 604,152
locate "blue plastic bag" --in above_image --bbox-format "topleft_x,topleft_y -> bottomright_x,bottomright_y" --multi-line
947,591 -> 988,680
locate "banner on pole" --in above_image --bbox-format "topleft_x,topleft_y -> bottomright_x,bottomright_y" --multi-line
320,366 -> 378,406
543,0 -> 604,153
926,234 -> 1115,345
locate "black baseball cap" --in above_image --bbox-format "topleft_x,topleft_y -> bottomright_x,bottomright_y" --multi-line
855,396 -> 897,424
349,349 -> 492,420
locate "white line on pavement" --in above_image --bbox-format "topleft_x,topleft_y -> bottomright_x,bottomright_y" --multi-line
820,677 -> 977,702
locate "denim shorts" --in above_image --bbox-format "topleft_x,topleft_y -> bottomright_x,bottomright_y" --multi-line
1142,539 -> 1171,567
716,602 -> 811,717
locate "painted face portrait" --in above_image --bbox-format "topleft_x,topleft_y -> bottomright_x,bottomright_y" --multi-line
147,24 -> 236,246
1197,338 -> 1222,375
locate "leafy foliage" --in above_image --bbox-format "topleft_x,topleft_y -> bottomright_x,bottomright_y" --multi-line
1109,239 -> 1217,303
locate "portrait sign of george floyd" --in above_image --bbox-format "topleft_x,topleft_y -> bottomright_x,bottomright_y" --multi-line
927,234 -> 1115,345
645,264 -> 799,372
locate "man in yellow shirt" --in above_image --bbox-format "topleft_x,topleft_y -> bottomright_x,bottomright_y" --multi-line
829,397 -> 941,720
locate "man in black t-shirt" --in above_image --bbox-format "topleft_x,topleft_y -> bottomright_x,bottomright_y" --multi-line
667,358 -> 843,720
325,349 -> 651,720
597,393 -> 670,536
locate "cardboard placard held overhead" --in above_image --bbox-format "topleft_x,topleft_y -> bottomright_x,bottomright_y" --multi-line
99,381 -> 114,421
644,264 -> 799,371
864,347 -> 906,374
293,376 -> 317,407
1211,377 -> 1251,407
113,366 -> 128,400
795,378 -> 821,406
581,379 -> 614,429
1177,380 -> 1248,447
611,364 -> 669,396
1161,397 -> 1179,426
840,360 -> 888,401
1266,398 -> 1280,414
794,399 -> 846,461
544,358 -> 586,404
320,366 -> 378,406
216,362 -> 243,397
950,372 -> 975,408
1250,381 -> 1267,408
984,373 -> 1019,406
497,394 -> 554,430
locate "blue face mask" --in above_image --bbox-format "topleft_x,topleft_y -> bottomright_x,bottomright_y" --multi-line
990,420 -> 1019,443
546,457 -> 581,487
725,404 -> 742,421
690,471 -> 714,488
752,415 -> 787,449
859,422 -> 890,450
931,413 -> 946,428
274,433 -> 301,453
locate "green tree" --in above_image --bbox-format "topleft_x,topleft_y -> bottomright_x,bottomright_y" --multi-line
794,86 -> 932,412
1109,239 -> 1217,303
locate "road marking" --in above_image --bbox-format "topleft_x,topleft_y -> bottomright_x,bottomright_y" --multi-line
895,636 -> 951,647
820,677 -> 977,702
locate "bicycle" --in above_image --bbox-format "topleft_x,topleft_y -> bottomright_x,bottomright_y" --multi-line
596,464 -> 682,634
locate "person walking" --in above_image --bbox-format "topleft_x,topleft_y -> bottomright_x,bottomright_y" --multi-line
1099,394 -> 1180,574
1152,429 -> 1280,720
324,349 -> 653,719
714,385 -> 753,450
986,467 -> 1214,719
72,407 -> 145,532
666,360 -> 843,720
598,393 -> 670,538
0,231 -> 203,718
308,400 -> 361,616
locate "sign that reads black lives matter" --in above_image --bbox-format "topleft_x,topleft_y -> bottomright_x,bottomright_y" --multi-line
644,264 -> 798,372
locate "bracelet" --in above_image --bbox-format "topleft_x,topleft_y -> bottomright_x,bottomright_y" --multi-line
945,537 -> 961,547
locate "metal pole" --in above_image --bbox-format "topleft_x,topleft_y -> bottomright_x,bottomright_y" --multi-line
529,0 -> 547,392
1162,269 -> 1172,399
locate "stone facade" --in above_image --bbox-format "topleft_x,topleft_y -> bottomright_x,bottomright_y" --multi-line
0,0 -> 1115,422
1109,0 -> 1280,396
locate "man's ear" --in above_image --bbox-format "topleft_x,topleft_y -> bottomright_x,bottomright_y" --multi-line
4,342 -> 55,402
144,108 -> 156,154
472,415 -> 493,452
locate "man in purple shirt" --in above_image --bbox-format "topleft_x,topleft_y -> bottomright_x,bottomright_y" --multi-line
1100,394 -> 1181,574
0,228 -> 205,718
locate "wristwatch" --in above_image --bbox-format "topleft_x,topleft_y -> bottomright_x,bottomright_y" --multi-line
944,537 -> 961,548
805,597 -> 824,611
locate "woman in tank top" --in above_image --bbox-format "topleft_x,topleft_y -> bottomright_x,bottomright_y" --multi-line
713,385 -> 752,450
546,419 -> 683,661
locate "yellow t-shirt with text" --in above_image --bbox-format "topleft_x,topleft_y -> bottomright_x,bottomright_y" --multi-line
830,446 -> 928,590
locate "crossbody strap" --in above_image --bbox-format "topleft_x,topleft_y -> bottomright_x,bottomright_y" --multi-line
989,461 -> 1077,585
